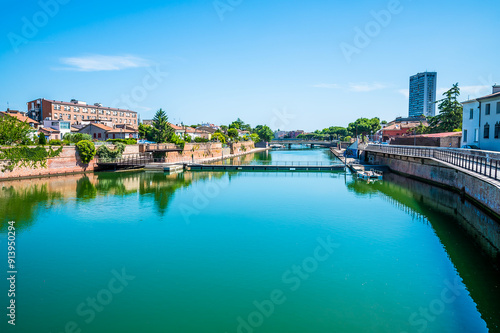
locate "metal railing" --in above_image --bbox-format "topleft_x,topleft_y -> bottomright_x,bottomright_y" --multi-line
366,144 -> 500,181
207,160 -> 339,166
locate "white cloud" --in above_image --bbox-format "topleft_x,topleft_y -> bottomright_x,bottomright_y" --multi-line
57,55 -> 150,72
348,82 -> 386,92
397,89 -> 409,98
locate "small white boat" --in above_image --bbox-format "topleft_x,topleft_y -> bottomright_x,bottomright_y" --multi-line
357,169 -> 383,180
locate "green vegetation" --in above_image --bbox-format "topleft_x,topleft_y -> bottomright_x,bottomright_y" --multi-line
254,125 -> 274,142
194,137 -> 209,143
139,123 -> 154,141
48,139 -> 63,145
347,117 -> 381,140
227,128 -> 239,140
38,132 -> 47,145
106,138 -> 137,145
212,132 -> 226,144
152,109 -> 174,143
76,140 -> 96,164
0,146 -> 63,172
428,83 -> 463,133
0,115 -> 34,145
170,134 -> 186,150
63,133 -> 92,143
249,133 -> 260,143
96,142 -> 126,161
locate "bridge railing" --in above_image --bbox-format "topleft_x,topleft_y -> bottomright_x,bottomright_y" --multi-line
366,144 -> 500,181
206,160 -> 340,166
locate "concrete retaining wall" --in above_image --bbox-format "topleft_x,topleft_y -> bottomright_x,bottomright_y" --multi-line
367,151 -> 500,217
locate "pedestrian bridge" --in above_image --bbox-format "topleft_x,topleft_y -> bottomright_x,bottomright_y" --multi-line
269,139 -> 337,147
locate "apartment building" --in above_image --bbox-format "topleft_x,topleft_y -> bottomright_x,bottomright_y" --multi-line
409,72 -> 437,118
26,98 -> 138,128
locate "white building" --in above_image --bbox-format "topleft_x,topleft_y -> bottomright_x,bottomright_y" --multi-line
43,120 -> 72,140
409,72 -> 437,118
461,85 -> 500,151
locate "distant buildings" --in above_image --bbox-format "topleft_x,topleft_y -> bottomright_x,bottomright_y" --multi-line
78,123 -> 138,140
381,116 -> 428,142
0,109 -> 39,129
409,72 -> 437,118
273,130 -> 304,139
26,98 -> 138,128
461,85 -> 500,151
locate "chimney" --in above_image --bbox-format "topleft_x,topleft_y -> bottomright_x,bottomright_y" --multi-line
493,85 -> 500,94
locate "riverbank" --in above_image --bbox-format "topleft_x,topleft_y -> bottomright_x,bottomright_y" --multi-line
0,143 -> 270,180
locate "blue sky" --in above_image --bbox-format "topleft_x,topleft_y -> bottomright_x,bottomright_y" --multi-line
1,0 -> 498,131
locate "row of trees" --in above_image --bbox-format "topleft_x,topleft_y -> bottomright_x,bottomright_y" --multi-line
298,118 -> 382,141
139,111 -> 275,145
297,83 -> 464,142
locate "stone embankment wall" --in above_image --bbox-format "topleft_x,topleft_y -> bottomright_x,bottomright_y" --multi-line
0,145 -> 140,180
366,151 -> 500,217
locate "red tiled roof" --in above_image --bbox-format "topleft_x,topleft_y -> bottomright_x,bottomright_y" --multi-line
89,123 -> 113,131
106,129 -> 137,133
39,127 -> 59,133
0,111 -> 39,124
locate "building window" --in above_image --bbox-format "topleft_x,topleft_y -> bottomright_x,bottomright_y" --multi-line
497,102 -> 500,114
484,123 -> 490,139
495,123 -> 500,139
93,133 -> 96,139
463,129 -> 467,142
474,129 -> 479,142
485,104 -> 491,115
469,109 -> 473,119
98,133 -> 101,138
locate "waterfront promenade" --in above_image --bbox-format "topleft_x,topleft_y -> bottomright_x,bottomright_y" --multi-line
364,144 -> 500,217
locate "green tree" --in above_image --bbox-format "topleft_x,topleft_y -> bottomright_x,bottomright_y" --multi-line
151,109 -> 174,143
229,118 -> 244,130
249,133 -> 260,142
76,140 -> 96,164
139,123 -> 153,140
212,132 -> 226,144
227,128 -> 239,140
254,125 -> 274,142
428,83 -> 463,132
415,121 -> 429,134
0,116 -> 34,146
38,132 -> 47,145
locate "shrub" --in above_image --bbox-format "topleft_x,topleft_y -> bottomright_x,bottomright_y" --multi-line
76,140 -> 96,164
344,136 -> 352,142
48,139 -> 63,145
63,133 -> 91,143
63,140 -> 71,146
0,146 -> 63,172
38,133 -> 47,145
96,142 -> 126,161
194,137 -> 208,143
106,138 -> 137,145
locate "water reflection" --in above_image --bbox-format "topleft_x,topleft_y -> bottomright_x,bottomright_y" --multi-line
347,172 -> 500,331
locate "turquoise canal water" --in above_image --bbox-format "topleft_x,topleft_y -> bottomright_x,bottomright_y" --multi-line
1,148 -> 499,333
